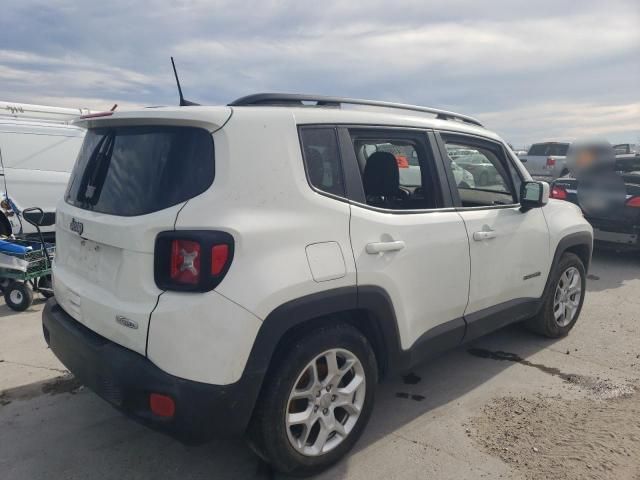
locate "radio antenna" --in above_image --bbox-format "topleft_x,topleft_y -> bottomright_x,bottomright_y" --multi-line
171,57 -> 200,106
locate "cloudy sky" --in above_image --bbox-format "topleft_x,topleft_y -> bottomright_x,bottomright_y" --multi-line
1,0 -> 638,146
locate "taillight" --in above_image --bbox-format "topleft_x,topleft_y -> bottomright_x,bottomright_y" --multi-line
211,244 -> 229,275
546,157 -> 556,167
550,185 -> 568,200
626,196 -> 640,208
155,231 -> 234,292
170,239 -> 201,284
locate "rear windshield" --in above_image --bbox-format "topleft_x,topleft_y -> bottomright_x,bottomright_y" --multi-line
528,143 -> 569,156
65,126 -> 214,216
615,155 -> 640,173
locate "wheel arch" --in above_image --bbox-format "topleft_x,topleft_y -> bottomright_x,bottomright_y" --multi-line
541,231 -> 593,304
238,286 -> 402,431
553,231 -> 593,273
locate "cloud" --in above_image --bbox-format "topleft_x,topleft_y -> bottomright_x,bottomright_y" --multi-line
0,0 -> 638,145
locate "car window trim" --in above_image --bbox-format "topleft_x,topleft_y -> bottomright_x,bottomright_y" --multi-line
434,130 -> 523,210
335,125 -> 455,213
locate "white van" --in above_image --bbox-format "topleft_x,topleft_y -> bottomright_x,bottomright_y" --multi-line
0,102 -> 88,237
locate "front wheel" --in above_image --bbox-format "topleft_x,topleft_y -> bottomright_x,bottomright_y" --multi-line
248,323 -> 377,476
525,252 -> 586,337
4,281 -> 34,311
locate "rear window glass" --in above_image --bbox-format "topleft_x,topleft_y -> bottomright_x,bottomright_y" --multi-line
528,143 -> 569,156
299,127 -> 345,197
66,126 -> 214,216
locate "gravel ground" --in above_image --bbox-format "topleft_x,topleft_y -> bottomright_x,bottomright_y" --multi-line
0,246 -> 639,479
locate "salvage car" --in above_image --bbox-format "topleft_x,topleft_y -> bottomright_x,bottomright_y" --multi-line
43,94 -> 593,476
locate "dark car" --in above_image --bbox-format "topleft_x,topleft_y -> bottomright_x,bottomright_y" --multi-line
551,154 -> 640,249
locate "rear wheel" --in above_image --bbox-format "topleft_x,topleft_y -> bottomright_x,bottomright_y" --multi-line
4,281 -> 33,311
37,275 -> 54,299
525,252 -> 586,337
248,323 -> 377,476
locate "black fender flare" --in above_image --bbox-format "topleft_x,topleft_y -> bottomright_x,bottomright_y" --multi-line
234,286 -> 403,431
540,231 -> 593,303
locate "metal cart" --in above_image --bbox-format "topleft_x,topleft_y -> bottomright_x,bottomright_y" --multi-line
0,208 -> 55,311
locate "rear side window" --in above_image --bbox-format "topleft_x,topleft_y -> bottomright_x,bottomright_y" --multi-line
66,126 -> 214,216
528,143 -> 569,156
299,127 -> 345,197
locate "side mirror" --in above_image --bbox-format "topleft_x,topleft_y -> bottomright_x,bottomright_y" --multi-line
520,181 -> 549,211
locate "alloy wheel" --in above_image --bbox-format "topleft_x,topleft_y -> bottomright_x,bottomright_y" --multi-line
285,348 -> 366,456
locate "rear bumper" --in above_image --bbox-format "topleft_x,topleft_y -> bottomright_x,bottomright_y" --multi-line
588,218 -> 640,248
42,298 -> 254,443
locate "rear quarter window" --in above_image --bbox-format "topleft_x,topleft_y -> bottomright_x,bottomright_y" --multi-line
528,143 -> 569,156
66,126 -> 214,216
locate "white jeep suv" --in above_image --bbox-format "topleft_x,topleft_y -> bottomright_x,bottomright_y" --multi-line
43,94 -> 593,476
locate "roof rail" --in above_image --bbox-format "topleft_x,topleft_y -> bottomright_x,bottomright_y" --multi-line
228,93 -> 483,127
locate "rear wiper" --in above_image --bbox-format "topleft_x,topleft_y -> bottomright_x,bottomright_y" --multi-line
79,132 -> 115,206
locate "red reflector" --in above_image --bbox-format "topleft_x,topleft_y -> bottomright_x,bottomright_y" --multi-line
550,186 -> 568,200
626,196 -> 640,207
395,155 -> 409,168
170,239 -> 201,284
149,393 -> 175,418
79,111 -> 114,119
546,157 -> 556,167
211,244 -> 229,275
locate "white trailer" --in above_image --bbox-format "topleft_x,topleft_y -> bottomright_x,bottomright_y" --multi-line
0,102 -> 89,237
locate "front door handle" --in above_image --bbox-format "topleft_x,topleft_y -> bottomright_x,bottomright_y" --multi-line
473,230 -> 497,241
366,240 -> 406,254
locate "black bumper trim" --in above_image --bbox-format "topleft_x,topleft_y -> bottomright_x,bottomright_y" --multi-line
42,298 -> 255,443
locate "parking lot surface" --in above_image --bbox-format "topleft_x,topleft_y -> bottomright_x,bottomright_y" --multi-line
1,248 -> 639,480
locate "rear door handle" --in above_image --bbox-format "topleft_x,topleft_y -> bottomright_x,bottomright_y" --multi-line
366,240 -> 406,254
473,230 -> 497,241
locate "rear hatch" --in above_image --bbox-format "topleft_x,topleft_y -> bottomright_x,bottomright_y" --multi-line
54,109 -> 228,355
523,142 -> 569,176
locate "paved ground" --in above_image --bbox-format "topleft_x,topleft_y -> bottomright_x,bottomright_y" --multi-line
0,247 -> 638,479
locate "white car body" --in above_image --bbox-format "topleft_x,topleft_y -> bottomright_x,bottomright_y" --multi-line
43,97 -> 593,471
0,102 -> 88,235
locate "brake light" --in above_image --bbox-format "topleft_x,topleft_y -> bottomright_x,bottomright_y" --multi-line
155,231 -> 234,292
211,244 -> 229,275
79,111 -> 114,119
546,157 -> 556,167
626,196 -> 640,208
550,185 -> 568,200
170,239 -> 201,284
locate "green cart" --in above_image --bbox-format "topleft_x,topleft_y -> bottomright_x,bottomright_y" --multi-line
0,207 -> 55,311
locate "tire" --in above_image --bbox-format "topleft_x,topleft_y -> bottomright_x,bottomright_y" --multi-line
4,281 -> 34,311
247,323 -> 378,477
525,252 -> 586,337
0,278 -> 10,293
37,275 -> 54,299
